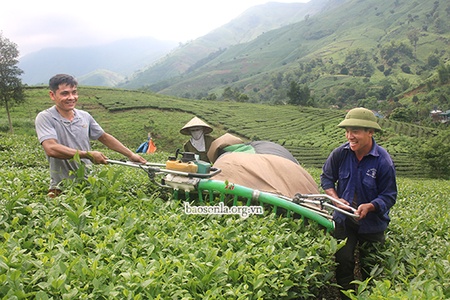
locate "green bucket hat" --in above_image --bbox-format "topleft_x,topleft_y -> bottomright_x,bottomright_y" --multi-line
337,107 -> 382,131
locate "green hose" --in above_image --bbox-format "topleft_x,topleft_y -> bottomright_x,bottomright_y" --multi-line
197,179 -> 335,231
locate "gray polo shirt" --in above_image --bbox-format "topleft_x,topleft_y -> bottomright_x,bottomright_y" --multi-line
35,106 -> 105,189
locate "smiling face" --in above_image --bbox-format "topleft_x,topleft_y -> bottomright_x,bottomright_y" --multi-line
345,127 -> 374,158
49,83 -> 78,116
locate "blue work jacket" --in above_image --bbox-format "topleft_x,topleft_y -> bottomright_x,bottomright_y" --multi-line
320,139 -> 397,234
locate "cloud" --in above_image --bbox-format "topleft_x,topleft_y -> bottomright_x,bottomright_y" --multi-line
6,18 -> 102,55
1,0 -> 310,56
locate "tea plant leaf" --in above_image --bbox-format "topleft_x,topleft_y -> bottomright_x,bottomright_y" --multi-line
1,132 -> 449,299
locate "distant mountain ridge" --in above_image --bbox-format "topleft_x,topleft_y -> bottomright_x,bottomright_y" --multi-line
120,0 -> 329,88
17,0 -> 450,117
18,1 -> 327,87
124,0 -> 450,111
18,37 -> 178,86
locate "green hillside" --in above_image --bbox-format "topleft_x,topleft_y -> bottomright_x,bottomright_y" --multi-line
120,1 -> 324,89
2,86 -> 442,178
124,0 -> 450,125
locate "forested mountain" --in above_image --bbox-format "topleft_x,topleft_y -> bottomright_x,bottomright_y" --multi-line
18,1 -> 326,87
123,0 -> 450,125
17,0 -> 450,125
119,0 -> 330,88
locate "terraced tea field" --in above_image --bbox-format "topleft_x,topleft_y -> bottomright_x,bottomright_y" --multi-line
4,86 -> 438,177
1,87 -> 449,299
93,88 -> 433,177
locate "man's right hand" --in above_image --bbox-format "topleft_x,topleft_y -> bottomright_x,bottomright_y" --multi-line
334,198 -> 353,211
324,188 -> 353,211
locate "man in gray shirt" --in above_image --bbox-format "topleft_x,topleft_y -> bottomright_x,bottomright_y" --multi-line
35,74 -> 147,197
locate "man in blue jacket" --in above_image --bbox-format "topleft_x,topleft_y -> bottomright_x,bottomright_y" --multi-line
320,107 -> 397,297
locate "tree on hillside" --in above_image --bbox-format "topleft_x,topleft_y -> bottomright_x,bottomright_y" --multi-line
407,29 -> 420,57
390,106 -> 416,123
343,48 -> 374,77
427,54 -> 440,69
413,130 -> 450,179
379,41 -> 414,67
0,32 -> 25,134
287,81 -> 310,106
437,64 -> 450,84
221,86 -> 249,102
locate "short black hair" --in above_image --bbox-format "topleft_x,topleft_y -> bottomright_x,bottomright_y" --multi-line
49,74 -> 78,92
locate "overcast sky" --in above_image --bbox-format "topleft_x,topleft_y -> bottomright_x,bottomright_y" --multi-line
1,0 -> 309,57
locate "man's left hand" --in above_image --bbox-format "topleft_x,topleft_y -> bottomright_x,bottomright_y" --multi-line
356,203 -> 376,219
128,153 -> 147,164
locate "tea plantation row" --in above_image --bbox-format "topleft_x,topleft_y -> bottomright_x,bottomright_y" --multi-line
0,133 -> 448,299
4,86 -> 440,178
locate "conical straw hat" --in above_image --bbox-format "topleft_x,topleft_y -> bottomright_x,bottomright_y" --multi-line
180,117 -> 213,135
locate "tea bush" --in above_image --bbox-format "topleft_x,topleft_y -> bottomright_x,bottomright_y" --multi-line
343,178 -> 450,299
1,134 -> 338,299
1,132 -> 449,299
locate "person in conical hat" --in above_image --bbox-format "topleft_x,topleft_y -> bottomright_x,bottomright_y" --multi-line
180,116 -> 215,162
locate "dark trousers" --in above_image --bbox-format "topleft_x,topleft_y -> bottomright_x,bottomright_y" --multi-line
333,218 -> 385,292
